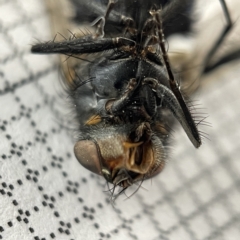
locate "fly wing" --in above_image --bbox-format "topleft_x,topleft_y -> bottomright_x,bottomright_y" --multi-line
42,0 -> 96,88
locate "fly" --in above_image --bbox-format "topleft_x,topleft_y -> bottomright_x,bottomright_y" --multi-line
31,0 -> 233,196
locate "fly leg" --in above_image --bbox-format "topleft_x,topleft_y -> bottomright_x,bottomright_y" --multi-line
143,77 -> 201,148
204,0 -> 233,73
149,10 -> 202,148
91,0 -> 117,37
105,78 -> 138,115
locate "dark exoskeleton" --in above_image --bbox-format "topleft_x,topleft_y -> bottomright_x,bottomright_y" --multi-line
32,0 -> 233,195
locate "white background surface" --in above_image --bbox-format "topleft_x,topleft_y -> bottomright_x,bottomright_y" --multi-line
0,0 -> 240,239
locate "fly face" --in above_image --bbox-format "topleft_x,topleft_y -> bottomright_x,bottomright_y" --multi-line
32,0 -> 203,193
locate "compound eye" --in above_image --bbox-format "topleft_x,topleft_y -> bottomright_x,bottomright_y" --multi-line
74,140 -> 102,176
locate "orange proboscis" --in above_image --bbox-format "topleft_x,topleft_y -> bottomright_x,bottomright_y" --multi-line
105,140 -> 154,176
